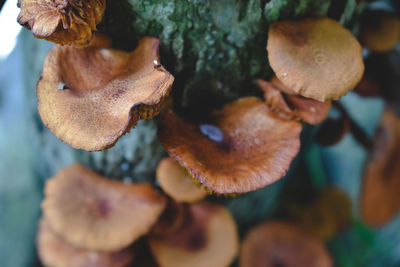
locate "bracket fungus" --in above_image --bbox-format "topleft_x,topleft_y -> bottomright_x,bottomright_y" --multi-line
267,17 -> 364,101
158,97 -> 302,194
239,222 -> 332,267
17,0 -> 106,45
156,157 -> 208,203
258,79 -> 331,125
361,110 -> 400,226
37,218 -> 135,267
37,35 -> 174,151
42,164 -> 166,251
148,202 -> 239,267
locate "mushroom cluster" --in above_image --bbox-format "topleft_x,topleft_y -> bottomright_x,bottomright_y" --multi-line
37,164 -> 240,267
16,1 -> 380,265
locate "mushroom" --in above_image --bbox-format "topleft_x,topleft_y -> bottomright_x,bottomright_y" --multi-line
158,97 -> 302,194
148,202 -> 239,267
239,222 -> 332,267
37,34 -> 174,151
315,115 -> 350,146
258,79 -> 331,125
361,110 -> 400,225
156,157 -> 207,203
37,218 -> 135,267
17,0 -> 106,45
359,10 -> 400,53
42,164 -> 166,251
267,16 -> 364,101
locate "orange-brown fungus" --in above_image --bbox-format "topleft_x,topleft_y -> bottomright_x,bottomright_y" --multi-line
17,0 -> 105,45
148,202 -> 239,267
361,110 -> 400,225
158,97 -> 302,194
258,79 -> 331,125
42,164 -> 166,251
359,10 -> 400,53
156,158 -> 207,203
37,218 -> 135,267
267,17 -> 364,101
239,222 -> 332,267
37,35 -> 174,151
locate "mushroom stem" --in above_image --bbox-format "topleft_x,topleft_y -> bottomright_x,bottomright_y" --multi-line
333,101 -> 373,150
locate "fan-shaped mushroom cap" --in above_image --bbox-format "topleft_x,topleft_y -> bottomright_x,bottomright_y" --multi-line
17,0 -> 105,45
148,202 -> 239,267
42,164 -> 166,251
239,222 -> 332,267
158,97 -> 302,194
361,110 -> 400,225
258,79 -> 331,125
267,17 -> 364,101
359,10 -> 400,53
37,218 -> 135,267
37,35 -> 174,151
156,158 -> 207,203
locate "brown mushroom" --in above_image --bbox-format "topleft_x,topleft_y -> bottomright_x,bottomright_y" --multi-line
267,16 -> 364,101
361,110 -> 400,225
37,34 -> 174,151
148,202 -> 239,267
359,10 -> 400,53
42,164 -> 166,251
37,218 -> 135,267
158,97 -> 302,194
17,0 -> 105,45
156,158 -> 207,203
239,222 -> 332,267
315,114 -> 350,146
258,79 -> 331,125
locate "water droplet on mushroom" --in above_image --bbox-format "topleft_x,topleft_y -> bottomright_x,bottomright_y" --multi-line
283,72 -> 288,77
57,82 -> 67,90
310,107 -> 316,112
200,124 -> 224,142
153,59 -> 161,67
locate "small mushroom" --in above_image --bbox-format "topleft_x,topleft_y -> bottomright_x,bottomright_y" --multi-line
37,218 -> 135,267
148,202 -> 239,267
156,157 -> 207,203
37,34 -> 174,151
315,115 -> 350,146
361,110 -> 400,226
267,17 -> 364,101
42,164 -> 166,251
359,10 -> 400,53
17,0 -> 106,45
258,79 -> 331,125
239,222 -> 332,267
158,97 -> 302,194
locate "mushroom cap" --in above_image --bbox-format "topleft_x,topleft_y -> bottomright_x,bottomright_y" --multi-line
148,202 -> 239,267
156,158 -> 208,203
267,17 -> 364,101
17,0 -> 105,45
361,110 -> 400,225
42,164 -> 166,251
37,218 -> 135,267
258,79 -> 331,125
158,97 -> 302,194
239,222 -> 332,267
37,35 -> 174,151
359,10 -> 400,53
315,115 -> 350,146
